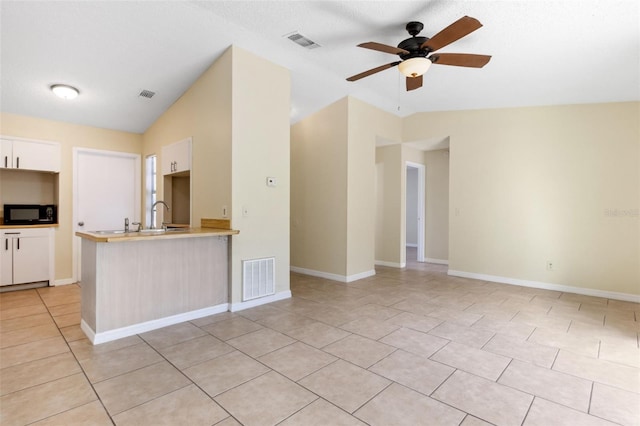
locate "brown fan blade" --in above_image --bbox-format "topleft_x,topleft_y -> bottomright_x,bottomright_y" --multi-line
358,42 -> 410,55
406,75 -> 423,91
346,61 -> 401,82
430,53 -> 491,68
421,16 -> 483,52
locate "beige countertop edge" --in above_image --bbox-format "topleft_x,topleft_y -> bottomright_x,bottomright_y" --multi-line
1,224 -> 60,229
76,227 -> 239,243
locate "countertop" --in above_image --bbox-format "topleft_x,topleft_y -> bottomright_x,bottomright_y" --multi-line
76,227 -> 238,243
0,223 -> 59,229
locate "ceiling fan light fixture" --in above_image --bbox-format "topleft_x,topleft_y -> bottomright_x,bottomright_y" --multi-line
398,57 -> 431,78
51,84 -> 79,100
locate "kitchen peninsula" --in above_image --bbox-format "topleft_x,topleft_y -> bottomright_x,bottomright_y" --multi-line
76,220 -> 238,344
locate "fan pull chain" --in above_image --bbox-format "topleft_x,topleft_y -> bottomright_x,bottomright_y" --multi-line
397,72 -> 402,112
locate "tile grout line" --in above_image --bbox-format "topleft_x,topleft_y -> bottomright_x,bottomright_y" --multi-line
36,285 -> 116,425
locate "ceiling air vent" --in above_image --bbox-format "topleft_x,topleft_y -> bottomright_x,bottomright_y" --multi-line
286,32 -> 321,50
138,89 -> 156,99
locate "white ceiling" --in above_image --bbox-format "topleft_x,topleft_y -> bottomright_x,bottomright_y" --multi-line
1,1 -> 638,134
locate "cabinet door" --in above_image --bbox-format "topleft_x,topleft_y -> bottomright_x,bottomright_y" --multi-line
12,140 -> 61,172
12,236 -> 50,284
0,237 -> 13,285
161,138 -> 192,175
0,139 -> 12,169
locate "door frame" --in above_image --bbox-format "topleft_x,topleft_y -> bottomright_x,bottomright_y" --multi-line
72,147 -> 141,282
406,161 -> 425,262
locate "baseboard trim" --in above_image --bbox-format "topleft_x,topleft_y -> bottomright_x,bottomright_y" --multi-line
347,269 -> 376,282
230,290 -> 292,312
53,278 -> 76,286
424,258 -> 449,265
448,269 -> 640,303
82,304 -> 229,345
375,260 -> 406,268
290,266 -> 376,283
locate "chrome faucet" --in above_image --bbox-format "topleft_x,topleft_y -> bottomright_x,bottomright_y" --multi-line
151,201 -> 169,229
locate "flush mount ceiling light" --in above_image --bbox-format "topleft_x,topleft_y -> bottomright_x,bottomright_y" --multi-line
51,84 -> 79,100
398,57 -> 432,78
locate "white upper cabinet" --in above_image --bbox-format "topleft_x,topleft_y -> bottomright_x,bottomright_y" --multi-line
0,139 -> 12,169
1,138 -> 61,172
161,137 -> 192,176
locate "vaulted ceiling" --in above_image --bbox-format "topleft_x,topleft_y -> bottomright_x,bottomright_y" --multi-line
1,1 -> 638,134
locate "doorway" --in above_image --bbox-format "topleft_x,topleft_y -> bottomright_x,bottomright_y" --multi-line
406,162 -> 425,263
72,148 -> 141,282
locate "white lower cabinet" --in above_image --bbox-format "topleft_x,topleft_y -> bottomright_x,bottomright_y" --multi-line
1,228 -> 52,286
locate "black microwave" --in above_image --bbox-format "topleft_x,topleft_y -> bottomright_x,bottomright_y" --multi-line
3,204 -> 57,225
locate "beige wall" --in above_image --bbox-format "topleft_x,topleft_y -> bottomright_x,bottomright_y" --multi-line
375,144 -> 403,266
143,49 -> 232,228
291,98 -> 349,276
291,97 -> 401,279
404,102 -> 640,295
347,98 -> 403,276
374,145 -> 450,266
144,46 -> 290,302
423,149 -> 450,262
0,112 -> 142,281
229,46 -> 291,302
401,145 -> 426,265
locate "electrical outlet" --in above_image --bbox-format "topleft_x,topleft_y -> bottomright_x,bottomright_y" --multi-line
546,261 -> 554,271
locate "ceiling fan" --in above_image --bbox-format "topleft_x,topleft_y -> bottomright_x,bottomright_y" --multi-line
346,16 -> 491,91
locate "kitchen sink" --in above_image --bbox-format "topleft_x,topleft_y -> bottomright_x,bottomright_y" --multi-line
139,228 -> 166,234
94,230 -> 126,235
139,228 -> 190,234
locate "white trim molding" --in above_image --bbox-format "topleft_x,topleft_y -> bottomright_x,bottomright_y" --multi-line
82,304 -> 229,345
230,290 -> 292,312
448,269 -> 640,303
424,258 -> 449,265
375,260 -> 406,268
53,278 -> 76,286
290,266 -> 376,283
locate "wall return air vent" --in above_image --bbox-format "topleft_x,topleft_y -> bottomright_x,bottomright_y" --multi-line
286,32 -> 321,49
242,257 -> 275,301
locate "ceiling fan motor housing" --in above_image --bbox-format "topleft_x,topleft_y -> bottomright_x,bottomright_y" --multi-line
398,36 -> 430,60
399,21 -> 431,60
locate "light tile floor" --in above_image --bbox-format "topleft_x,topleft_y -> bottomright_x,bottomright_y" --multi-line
1,251 -> 639,425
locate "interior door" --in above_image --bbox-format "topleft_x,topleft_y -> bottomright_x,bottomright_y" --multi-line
73,148 -> 140,282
